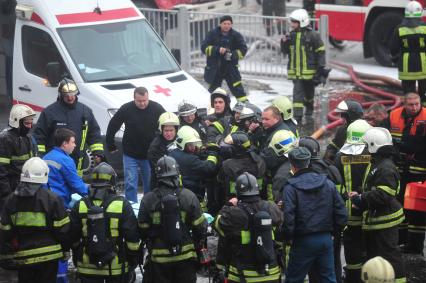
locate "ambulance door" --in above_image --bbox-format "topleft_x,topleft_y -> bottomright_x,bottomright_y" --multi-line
13,22 -> 69,115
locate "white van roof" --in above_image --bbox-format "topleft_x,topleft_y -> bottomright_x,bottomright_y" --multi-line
17,0 -> 143,28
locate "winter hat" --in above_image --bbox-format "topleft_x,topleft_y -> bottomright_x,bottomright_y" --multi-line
220,15 -> 233,24
288,147 -> 311,169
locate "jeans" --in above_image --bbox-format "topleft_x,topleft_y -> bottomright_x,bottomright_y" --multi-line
286,232 -> 336,283
123,154 -> 151,202
56,259 -> 69,283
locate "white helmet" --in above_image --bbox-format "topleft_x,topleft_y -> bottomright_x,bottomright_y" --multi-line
363,127 -> 393,154
158,112 -> 180,131
361,256 -> 395,283
178,100 -> 197,117
405,1 -> 423,18
289,9 -> 310,28
9,104 -> 36,128
20,157 -> 49,184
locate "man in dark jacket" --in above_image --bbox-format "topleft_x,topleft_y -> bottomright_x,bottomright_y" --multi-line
214,172 -> 283,283
389,1 -> 426,105
283,147 -> 347,283
201,15 -> 248,102
33,79 -> 104,176
259,106 -> 291,154
349,127 -> 406,283
178,100 -> 207,143
106,86 -> 165,201
0,157 -> 70,283
138,156 -> 207,283
0,104 -> 36,208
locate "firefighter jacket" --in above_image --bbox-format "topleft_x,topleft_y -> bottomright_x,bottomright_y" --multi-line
355,149 -> 405,231
70,193 -> 140,276
0,182 -> 70,267
390,18 -> 426,80
283,168 -> 348,240
206,112 -> 234,148
147,134 -> 176,188
43,147 -> 88,208
271,159 -> 293,202
335,150 -> 371,227
383,106 -> 426,176
201,26 -> 248,84
0,128 -> 34,205
324,124 -> 348,163
33,99 -> 103,176
169,148 -> 218,200
214,196 -> 283,283
138,185 -> 207,264
219,153 -> 266,199
310,158 -> 343,192
281,27 -> 325,80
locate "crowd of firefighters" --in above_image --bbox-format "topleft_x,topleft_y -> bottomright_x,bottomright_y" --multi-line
1,1 -> 426,283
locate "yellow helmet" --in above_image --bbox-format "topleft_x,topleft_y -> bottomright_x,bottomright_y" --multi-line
346,119 -> 372,144
361,256 -> 395,283
175,126 -> 202,150
158,112 -> 180,131
272,96 -> 293,120
269,130 -> 298,157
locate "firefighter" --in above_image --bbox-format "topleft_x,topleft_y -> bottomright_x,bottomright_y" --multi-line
271,96 -> 299,137
177,100 -> 207,143
324,100 -> 364,163
262,129 -> 297,202
334,120 -> 372,283
256,0 -> 286,36
206,88 -> 233,147
361,257 -> 395,283
148,112 -> 180,188
219,131 -> 266,200
0,104 -> 36,208
169,126 -> 218,212
138,156 -> 208,283
214,172 -> 283,283
280,9 -> 326,122
260,106 -> 292,155
201,15 -> 248,102
0,157 -> 70,283
382,92 -> 426,255
33,78 -> 104,176
390,1 -> 426,106
349,127 -> 406,283
70,162 -> 140,283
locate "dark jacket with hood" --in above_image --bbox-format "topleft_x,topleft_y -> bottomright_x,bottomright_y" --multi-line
283,168 -> 347,240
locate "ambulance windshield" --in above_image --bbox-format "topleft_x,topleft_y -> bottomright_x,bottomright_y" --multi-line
58,19 -> 180,82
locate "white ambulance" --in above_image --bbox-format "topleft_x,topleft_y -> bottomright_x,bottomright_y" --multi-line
1,0 -> 210,133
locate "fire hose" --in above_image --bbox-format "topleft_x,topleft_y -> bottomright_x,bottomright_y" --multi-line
311,60 -> 403,139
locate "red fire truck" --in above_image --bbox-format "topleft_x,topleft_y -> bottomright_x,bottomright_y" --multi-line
315,0 -> 426,66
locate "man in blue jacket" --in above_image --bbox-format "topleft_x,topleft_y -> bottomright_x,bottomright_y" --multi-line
201,15 -> 248,102
283,147 -> 347,283
43,127 -> 88,283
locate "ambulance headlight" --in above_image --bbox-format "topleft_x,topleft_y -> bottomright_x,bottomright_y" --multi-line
107,109 -> 125,132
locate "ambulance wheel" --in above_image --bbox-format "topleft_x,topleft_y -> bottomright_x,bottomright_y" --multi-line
368,11 -> 403,67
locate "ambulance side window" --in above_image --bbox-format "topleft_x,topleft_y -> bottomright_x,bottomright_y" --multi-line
21,25 -> 66,78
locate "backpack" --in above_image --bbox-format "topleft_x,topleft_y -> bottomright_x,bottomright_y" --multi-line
158,188 -> 184,255
83,196 -> 118,267
238,201 -> 275,275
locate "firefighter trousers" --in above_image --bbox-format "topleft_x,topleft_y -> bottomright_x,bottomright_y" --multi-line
293,80 -> 315,120
401,80 -> 426,106
18,260 -> 59,283
148,260 -> 197,283
343,226 -> 365,283
364,227 -> 406,282
405,209 -> 426,255
208,65 -> 246,101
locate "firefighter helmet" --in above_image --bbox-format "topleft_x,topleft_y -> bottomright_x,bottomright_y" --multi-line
21,157 -> 49,184
178,100 -> 197,117
346,119 -> 372,144
175,126 -> 202,150
269,130 -> 298,157
210,87 -> 231,109
224,131 -> 251,150
289,9 -> 310,28
9,104 -> 36,128
298,137 -> 320,159
361,256 -> 395,283
58,78 -> 79,96
335,100 -> 364,123
156,156 -> 180,179
363,127 -> 393,154
235,172 -> 259,198
272,96 -> 293,120
405,1 -> 423,18
158,112 -> 180,131
233,102 -> 245,113
91,162 -> 117,187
